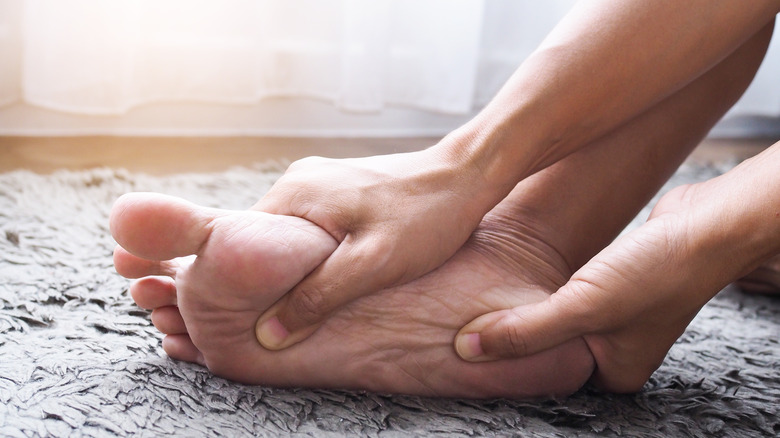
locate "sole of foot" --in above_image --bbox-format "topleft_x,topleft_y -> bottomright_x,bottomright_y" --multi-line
111,192 -> 595,398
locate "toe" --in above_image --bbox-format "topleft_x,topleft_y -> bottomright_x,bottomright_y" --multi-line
110,192 -> 218,261
131,277 -> 177,309
162,334 -> 206,366
114,246 -> 178,279
151,306 -> 188,334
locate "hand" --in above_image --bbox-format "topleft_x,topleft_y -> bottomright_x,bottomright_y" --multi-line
455,174 -> 780,392
253,146 -> 496,350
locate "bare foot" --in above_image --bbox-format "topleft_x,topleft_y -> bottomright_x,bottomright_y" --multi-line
736,253 -> 780,295
111,192 -> 594,398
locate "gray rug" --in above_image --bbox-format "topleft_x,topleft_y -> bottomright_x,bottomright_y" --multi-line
0,160 -> 778,437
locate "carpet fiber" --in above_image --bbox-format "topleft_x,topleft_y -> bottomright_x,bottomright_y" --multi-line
0,161 -> 778,437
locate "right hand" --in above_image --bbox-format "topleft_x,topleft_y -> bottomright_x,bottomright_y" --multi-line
456,165 -> 780,392
252,147 -> 495,350
456,205 -> 713,392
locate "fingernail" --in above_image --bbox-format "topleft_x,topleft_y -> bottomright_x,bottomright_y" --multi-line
455,332 -> 484,361
256,316 -> 289,349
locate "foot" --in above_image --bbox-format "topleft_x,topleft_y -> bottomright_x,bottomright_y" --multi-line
736,253 -> 780,295
111,193 -> 594,398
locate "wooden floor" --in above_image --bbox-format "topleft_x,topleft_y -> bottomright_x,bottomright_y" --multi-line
0,136 -> 436,175
0,136 -> 775,175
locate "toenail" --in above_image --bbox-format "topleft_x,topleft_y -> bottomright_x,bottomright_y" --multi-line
256,316 -> 289,349
455,332 -> 484,361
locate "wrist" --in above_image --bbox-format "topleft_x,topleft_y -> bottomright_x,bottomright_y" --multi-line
428,124 -> 519,218
431,115 -> 545,208
432,82 -> 577,208
684,149 -> 780,283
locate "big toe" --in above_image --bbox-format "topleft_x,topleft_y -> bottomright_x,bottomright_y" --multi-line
110,193 -> 218,261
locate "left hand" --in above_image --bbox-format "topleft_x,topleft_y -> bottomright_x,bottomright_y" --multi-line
253,146 -> 497,350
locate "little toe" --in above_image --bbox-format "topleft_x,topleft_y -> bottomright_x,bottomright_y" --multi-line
151,306 -> 188,335
131,277 -> 177,310
162,334 -> 206,366
110,192 -> 219,261
114,246 -> 178,279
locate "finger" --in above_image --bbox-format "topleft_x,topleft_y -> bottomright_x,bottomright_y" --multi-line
255,238 -> 390,350
110,192 -> 219,261
130,276 -> 177,310
252,188 -> 286,215
114,246 -> 178,279
252,157 -> 326,215
162,334 -> 206,366
454,290 -> 590,361
150,306 -> 188,335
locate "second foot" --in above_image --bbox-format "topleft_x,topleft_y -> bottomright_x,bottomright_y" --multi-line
111,193 -> 594,399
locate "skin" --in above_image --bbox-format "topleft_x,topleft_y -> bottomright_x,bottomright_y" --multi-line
736,253 -> 780,295
252,1 -> 780,356
111,192 -> 595,399
111,20 -> 773,396
460,141 -> 780,392
455,19 -> 780,393
455,20 -> 780,393
110,1 -> 779,395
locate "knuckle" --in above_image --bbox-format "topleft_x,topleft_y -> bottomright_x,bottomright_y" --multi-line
555,278 -> 607,333
288,285 -> 329,324
497,313 -> 532,357
288,155 -> 326,172
348,241 -> 400,288
358,238 -> 393,268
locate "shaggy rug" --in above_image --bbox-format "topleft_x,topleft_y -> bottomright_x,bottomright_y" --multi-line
0,160 -> 777,437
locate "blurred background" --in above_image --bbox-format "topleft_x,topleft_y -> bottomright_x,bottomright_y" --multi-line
1,0 -> 778,171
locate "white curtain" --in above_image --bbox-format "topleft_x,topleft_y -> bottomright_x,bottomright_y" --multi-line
0,0 -> 778,136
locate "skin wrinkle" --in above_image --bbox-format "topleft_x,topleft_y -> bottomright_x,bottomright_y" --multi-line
468,224 -> 570,291
558,276 -> 614,332
388,351 -> 440,396
402,264 -> 504,329
401,353 -> 439,395
349,341 -> 421,391
437,286 -> 484,325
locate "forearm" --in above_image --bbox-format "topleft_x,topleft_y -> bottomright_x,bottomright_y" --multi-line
435,0 -> 778,212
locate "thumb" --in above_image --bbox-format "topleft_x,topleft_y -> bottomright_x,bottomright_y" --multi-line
455,291 -> 589,361
255,236 -> 391,350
